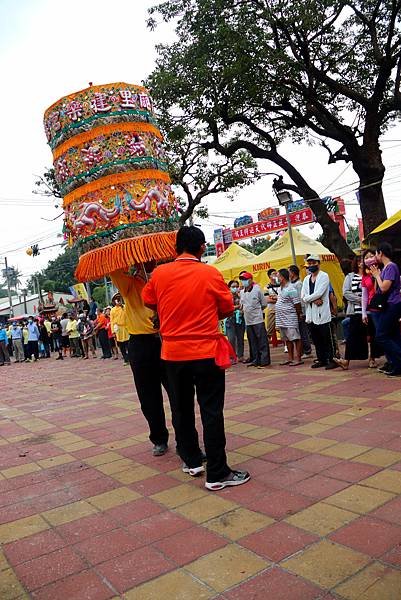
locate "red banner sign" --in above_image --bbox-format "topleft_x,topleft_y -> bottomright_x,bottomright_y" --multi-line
231,208 -> 314,241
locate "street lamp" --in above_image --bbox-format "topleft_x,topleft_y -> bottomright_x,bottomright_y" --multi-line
275,189 -> 297,266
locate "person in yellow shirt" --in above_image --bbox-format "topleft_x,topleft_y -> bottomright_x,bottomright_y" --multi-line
44,317 -> 53,352
110,293 -> 129,365
66,314 -> 81,357
111,266 -> 171,456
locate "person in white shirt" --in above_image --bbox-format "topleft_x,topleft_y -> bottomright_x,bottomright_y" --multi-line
301,255 -> 338,370
240,272 -> 270,368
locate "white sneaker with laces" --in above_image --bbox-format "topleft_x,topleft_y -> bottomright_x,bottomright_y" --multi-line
205,470 -> 250,491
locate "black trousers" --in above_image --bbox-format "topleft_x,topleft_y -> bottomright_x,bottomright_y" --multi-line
118,340 -> 129,363
299,318 -> 312,354
128,334 -> 169,446
165,358 -> 231,483
246,322 -> 271,366
97,329 -> 111,358
27,340 -> 39,360
309,322 -> 335,365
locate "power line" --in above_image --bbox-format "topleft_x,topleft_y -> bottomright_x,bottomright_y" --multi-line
319,163 -> 351,196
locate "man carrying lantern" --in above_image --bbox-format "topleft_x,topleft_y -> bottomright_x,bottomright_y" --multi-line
142,226 -> 251,490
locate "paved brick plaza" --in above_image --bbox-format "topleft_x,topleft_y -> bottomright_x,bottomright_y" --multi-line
1,353 -> 401,599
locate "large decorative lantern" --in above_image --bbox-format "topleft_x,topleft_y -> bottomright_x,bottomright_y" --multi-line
44,82 -> 179,280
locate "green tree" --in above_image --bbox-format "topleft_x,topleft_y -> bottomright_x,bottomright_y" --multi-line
346,225 -> 361,250
240,236 -> 276,255
33,167 -> 62,200
42,279 -> 57,292
157,113 -> 260,224
91,286 -> 106,308
3,267 -> 22,293
27,247 -> 79,294
148,0 -> 401,257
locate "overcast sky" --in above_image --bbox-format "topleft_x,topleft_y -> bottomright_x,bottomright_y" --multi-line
0,0 -> 400,285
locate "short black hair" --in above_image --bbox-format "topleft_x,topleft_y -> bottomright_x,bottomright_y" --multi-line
228,280 -> 239,287
288,264 -> 299,277
267,268 -> 276,277
351,255 -> 362,273
340,258 -> 353,275
278,268 -> 290,281
377,241 -> 393,259
176,226 -> 206,255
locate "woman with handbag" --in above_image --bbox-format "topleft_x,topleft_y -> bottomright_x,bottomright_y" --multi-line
370,242 -> 401,377
335,253 -> 382,370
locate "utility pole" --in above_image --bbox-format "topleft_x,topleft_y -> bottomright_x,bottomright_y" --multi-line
104,276 -> 110,305
34,276 -> 43,302
4,257 -> 14,318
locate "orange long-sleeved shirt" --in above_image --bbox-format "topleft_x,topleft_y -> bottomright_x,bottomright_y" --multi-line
142,254 -> 233,361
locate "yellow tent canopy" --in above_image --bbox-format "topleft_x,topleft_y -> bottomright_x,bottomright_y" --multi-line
214,229 -> 344,303
212,243 -> 257,281
364,209 -> 401,251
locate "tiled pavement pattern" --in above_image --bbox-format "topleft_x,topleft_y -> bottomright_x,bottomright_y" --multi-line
1,353 -> 401,599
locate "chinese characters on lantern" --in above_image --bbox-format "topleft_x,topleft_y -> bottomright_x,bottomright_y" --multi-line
65,100 -> 83,121
62,89 -> 153,122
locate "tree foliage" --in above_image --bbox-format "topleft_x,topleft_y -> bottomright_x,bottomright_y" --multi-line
27,247 -> 79,294
240,236 -> 277,255
346,225 -> 361,249
91,285 -> 108,307
148,0 -> 401,258
155,110 -> 260,224
33,167 -> 62,200
1,267 -> 22,294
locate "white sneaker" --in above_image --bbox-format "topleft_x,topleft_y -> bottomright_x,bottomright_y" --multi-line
205,470 -> 251,491
182,464 -> 205,477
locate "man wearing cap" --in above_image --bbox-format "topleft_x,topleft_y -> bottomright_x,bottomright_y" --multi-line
301,255 -> 338,370
142,226 -> 250,491
110,293 -> 129,365
240,272 -> 270,368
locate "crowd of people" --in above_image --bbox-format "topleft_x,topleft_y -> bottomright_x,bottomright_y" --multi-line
2,229 -> 401,494
224,241 -> 401,377
0,296 -> 130,366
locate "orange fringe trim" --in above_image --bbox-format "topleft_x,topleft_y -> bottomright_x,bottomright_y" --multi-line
63,169 -> 171,208
53,122 -> 162,160
45,82 -> 149,116
75,231 -> 177,281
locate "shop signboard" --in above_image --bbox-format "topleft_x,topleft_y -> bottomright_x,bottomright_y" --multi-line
230,208 -> 314,241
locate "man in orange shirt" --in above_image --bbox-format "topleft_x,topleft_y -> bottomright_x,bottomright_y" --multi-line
93,308 -> 112,359
142,226 -> 251,491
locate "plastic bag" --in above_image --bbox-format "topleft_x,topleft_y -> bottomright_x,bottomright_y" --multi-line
215,334 -> 237,369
